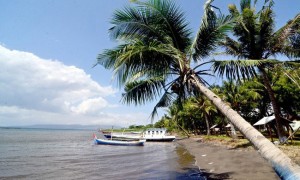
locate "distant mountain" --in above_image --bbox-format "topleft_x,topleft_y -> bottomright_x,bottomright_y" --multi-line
2,124 -> 121,130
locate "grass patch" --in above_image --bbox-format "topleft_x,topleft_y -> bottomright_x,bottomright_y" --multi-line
200,135 -> 252,149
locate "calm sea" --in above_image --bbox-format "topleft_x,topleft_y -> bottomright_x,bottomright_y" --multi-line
0,128 -> 203,180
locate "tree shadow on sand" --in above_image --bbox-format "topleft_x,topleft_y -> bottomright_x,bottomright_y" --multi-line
173,167 -> 233,180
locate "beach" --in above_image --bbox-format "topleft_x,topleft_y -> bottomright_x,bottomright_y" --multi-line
176,138 -> 280,180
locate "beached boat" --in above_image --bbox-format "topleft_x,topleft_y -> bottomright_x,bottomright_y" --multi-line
103,133 -> 141,141
93,134 -> 145,146
142,128 -> 176,142
103,128 -> 176,142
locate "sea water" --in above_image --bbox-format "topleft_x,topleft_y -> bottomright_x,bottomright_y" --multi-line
0,128 -> 203,180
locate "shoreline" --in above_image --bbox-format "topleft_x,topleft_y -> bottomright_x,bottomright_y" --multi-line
176,138 -> 280,180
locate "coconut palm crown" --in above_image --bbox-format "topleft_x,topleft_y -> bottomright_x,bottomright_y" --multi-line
212,0 -> 300,142
97,0 -> 232,118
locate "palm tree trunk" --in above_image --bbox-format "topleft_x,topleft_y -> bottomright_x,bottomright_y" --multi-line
191,75 -> 300,179
204,114 -> 211,135
230,123 -> 237,139
259,67 -> 287,143
174,115 -> 190,138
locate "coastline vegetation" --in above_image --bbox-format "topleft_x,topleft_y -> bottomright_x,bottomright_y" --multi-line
96,0 -> 300,178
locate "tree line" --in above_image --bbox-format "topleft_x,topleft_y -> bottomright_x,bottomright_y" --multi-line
155,67 -> 300,136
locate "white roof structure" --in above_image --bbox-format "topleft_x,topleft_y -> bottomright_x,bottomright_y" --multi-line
253,116 -> 275,126
225,123 -> 231,128
290,121 -> 300,131
210,124 -> 218,129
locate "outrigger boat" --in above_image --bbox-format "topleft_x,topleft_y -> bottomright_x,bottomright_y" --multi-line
93,134 -> 145,146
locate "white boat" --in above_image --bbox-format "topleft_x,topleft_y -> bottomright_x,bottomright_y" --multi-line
104,128 -> 176,142
103,133 -> 141,141
142,128 -> 176,142
93,134 -> 145,146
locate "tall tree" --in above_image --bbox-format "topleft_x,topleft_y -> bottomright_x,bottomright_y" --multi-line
271,66 -> 300,120
221,80 -> 261,115
96,0 -> 300,178
213,0 -> 300,143
188,96 -> 217,135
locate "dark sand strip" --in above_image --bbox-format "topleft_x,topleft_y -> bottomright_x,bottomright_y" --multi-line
176,138 -> 280,180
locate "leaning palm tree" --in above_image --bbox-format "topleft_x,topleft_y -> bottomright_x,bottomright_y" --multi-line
212,0 -> 300,143
96,0 -> 300,178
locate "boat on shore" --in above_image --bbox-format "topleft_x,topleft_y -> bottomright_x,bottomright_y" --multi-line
142,128 -> 176,142
93,134 -> 145,146
103,128 -> 176,142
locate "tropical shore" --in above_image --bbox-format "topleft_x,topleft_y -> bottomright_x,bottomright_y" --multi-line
176,138 -> 280,180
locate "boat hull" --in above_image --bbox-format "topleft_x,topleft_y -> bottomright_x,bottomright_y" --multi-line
94,138 -> 145,146
144,137 -> 175,142
103,134 -> 141,141
103,134 -> 175,142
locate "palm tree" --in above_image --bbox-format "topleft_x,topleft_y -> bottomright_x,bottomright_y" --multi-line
212,0 -> 300,143
169,103 -> 192,137
188,96 -> 217,135
177,100 -> 202,135
222,80 -> 261,114
221,80 -> 262,138
96,0 -> 300,178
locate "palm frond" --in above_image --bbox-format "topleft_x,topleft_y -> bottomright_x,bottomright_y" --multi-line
110,6 -> 157,41
212,59 -> 261,80
286,31 -> 300,58
102,39 -> 181,86
143,0 -> 192,51
281,61 -> 300,69
121,76 -> 165,105
219,36 -> 242,58
110,0 -> 191,51
192,1 -> 234,60
271,13 -> 300,56
96,44 -> 127,69
150,92 -> 174,121
258,5 -> 274,58
213,59 -> 286,80
240,0 -> 251,11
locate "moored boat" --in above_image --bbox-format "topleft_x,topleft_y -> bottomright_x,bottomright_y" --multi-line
142,128 -> 176,142
93,134 -> 145,146
103,128 -> 176,142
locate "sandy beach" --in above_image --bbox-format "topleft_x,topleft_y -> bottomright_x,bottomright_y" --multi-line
176,138 -> 280,180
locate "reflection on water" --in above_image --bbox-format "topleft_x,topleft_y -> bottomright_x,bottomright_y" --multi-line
0,128 -> 204,179
176,146 -> 195,167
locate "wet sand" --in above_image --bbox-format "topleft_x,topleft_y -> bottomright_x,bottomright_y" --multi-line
176,138 -> 280,180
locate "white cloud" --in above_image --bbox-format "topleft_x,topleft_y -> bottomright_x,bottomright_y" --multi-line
0,45 -> 149,127
0,105 -> 149,127
70,97 -> 108,115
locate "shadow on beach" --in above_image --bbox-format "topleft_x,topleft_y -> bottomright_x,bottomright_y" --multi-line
174,167 -> 234,180
175,144 -> 234,179
175,138 -> 280,180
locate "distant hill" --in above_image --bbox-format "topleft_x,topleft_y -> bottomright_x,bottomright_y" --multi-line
1,124 -> 121,130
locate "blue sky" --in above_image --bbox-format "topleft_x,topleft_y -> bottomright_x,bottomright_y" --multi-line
0,0 -> 299,127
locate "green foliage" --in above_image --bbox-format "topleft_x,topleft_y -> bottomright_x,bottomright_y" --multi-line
214,0 -> 300,80
271,67 -> 300,115
97,0 -> 300,137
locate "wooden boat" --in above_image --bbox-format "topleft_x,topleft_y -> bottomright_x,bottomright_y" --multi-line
142,128 -> 176,142
103,134 -> 141,141
93,134 -> 145,146
103,128 -> 176,142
